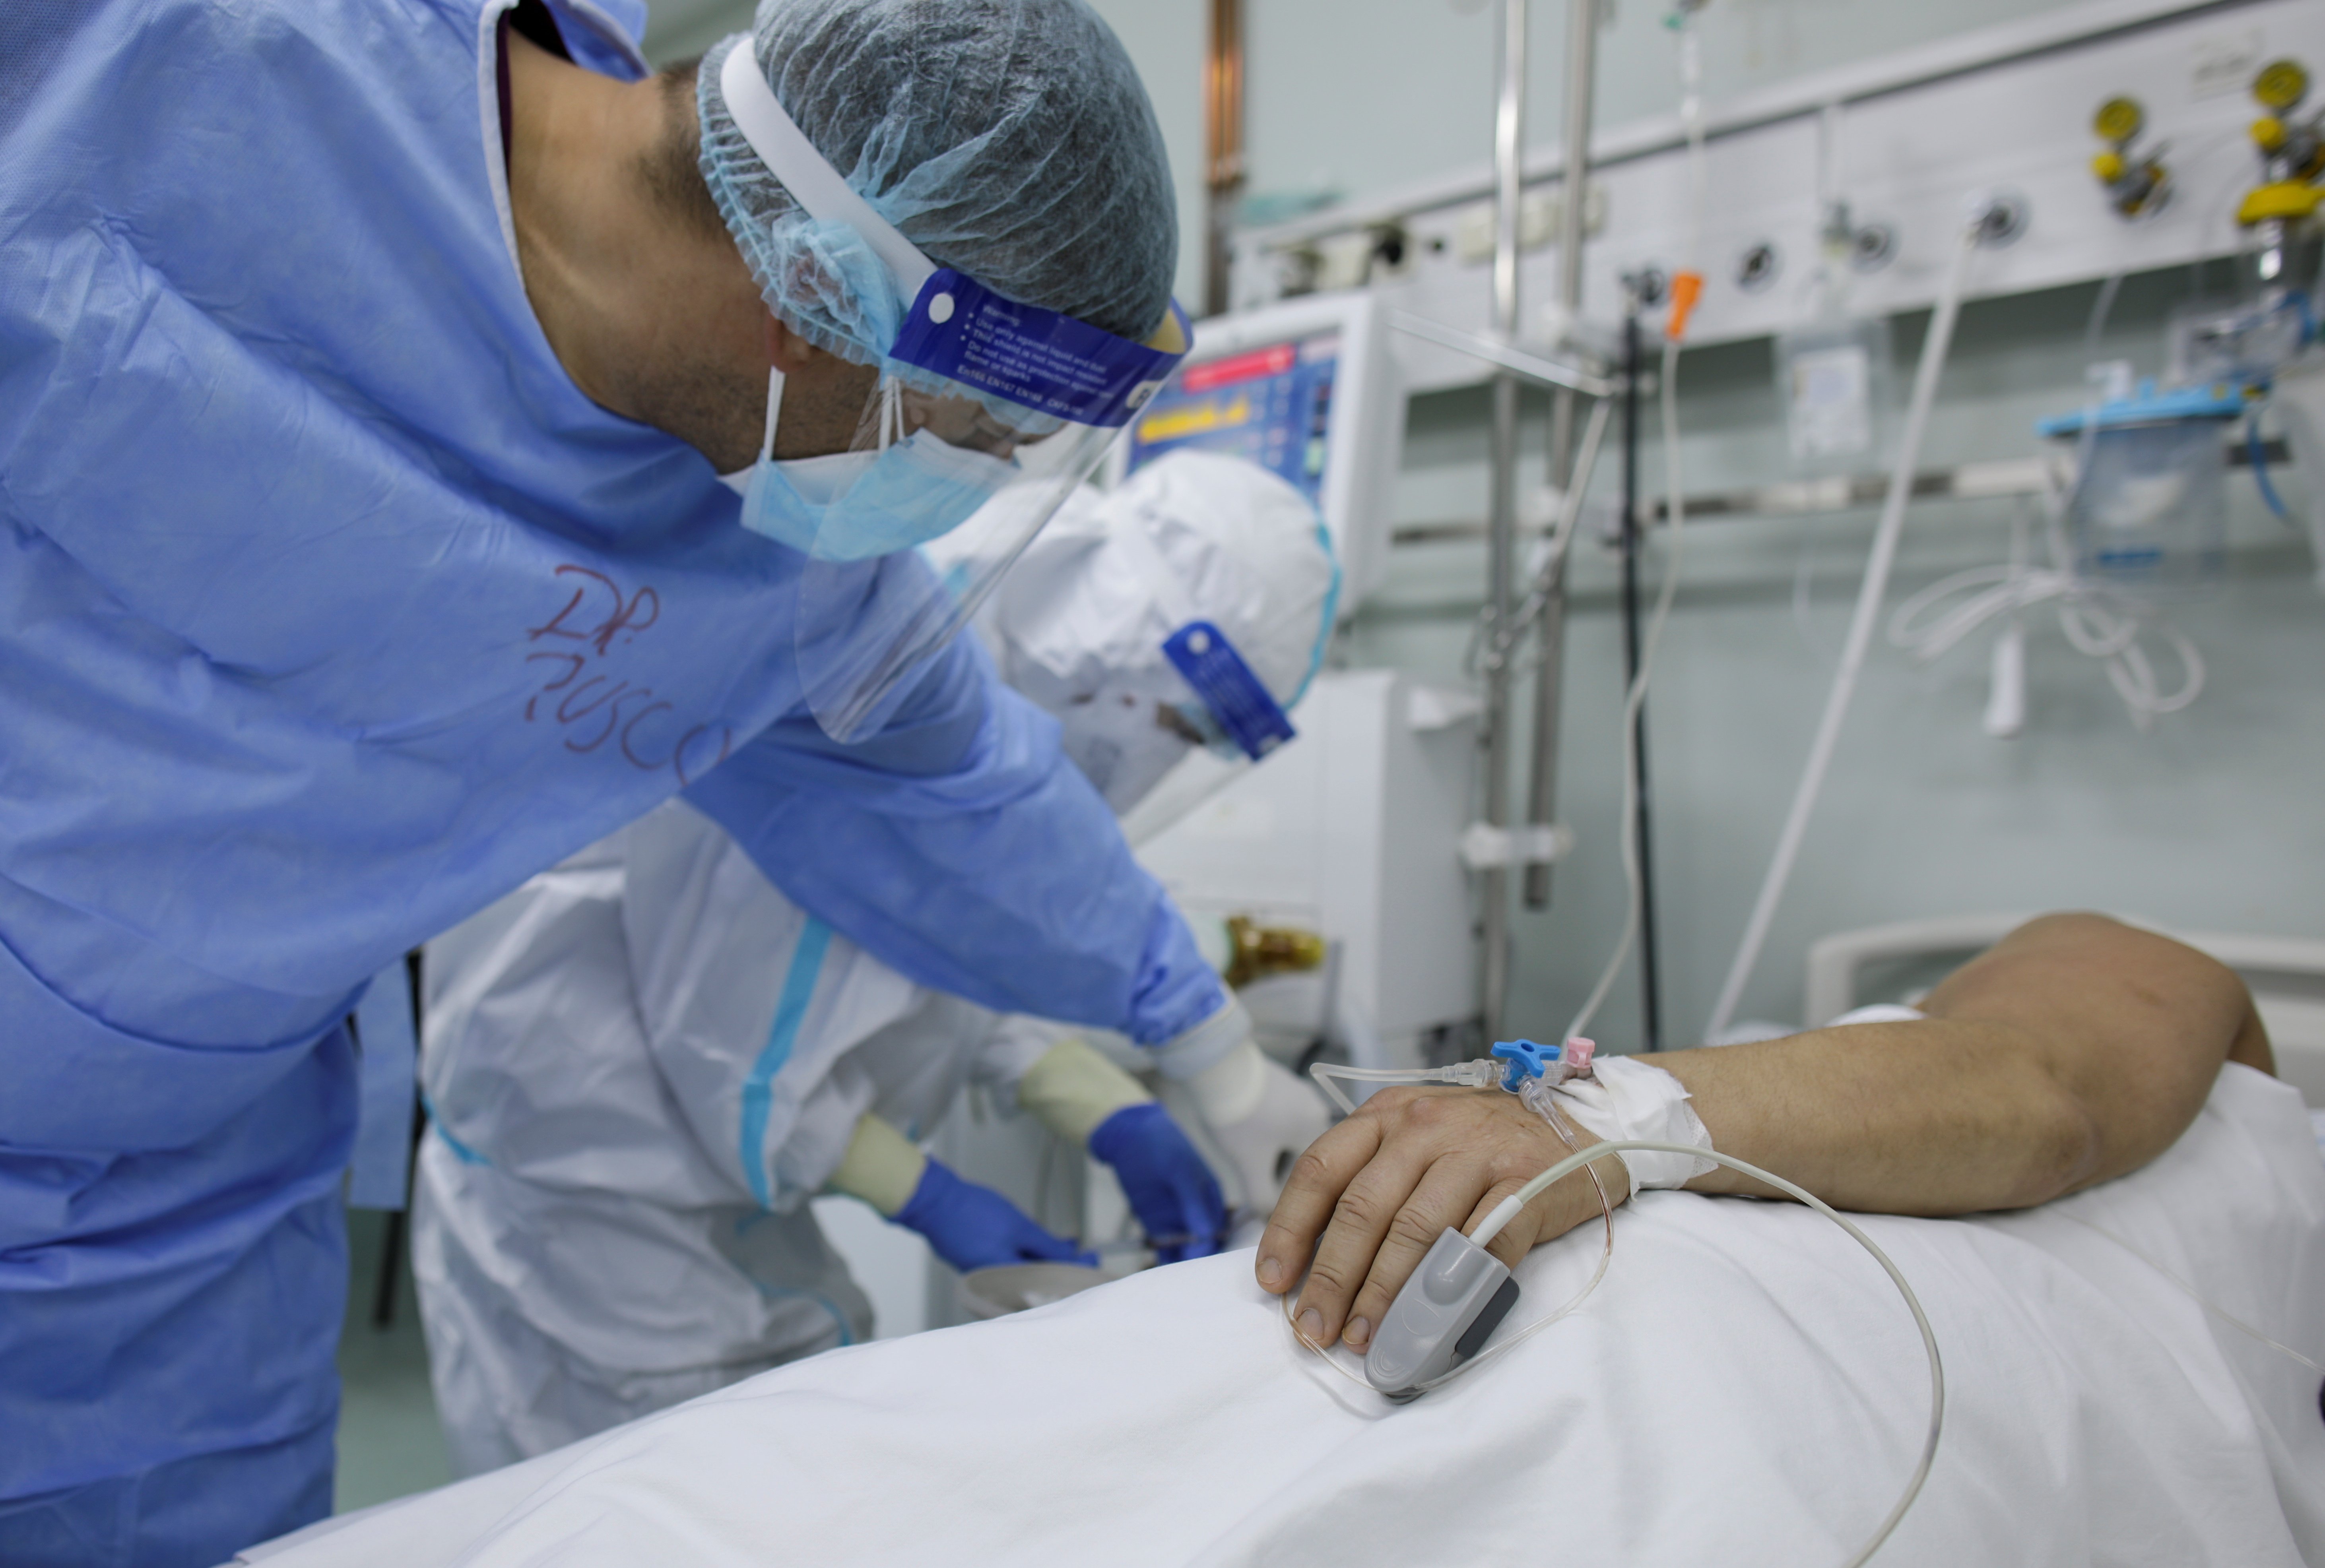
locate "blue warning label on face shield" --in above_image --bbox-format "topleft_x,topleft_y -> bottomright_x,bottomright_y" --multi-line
888,271 -> 1187,428
1163,621 -> 1296,761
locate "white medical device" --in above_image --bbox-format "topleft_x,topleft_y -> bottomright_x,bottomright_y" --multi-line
1106,290 -> 1404,612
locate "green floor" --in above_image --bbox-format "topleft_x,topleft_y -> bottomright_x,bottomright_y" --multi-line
335,1206 -> 452,1514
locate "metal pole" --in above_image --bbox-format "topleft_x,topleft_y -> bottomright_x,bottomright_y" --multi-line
1202,0 -> 1246,318
1544,0 -> 1599,489
1480,0 -> 1527,1038
1616,307 -> 1663,1051
1522,0 -> 1599,911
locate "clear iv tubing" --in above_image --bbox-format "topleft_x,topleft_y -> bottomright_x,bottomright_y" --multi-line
2060,1212 -> 2325,1376
1479,1140 -> 1944,1568
1674,18 -> 1709,281
1308,1058 -> 1502,1117
1704,217 -> 1983,1043
1469,394 -> 1613,680
1884,553 -> 2207,728
1883,264 -> 2205,735
1564,335 -> 1688,1045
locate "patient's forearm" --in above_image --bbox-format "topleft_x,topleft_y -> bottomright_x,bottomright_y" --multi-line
1258,914 -> 2265,1353
1661,914 -> 2268,1215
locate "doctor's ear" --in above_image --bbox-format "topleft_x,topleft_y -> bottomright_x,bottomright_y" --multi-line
766,315 -> 845,374
760,314 -> 881,458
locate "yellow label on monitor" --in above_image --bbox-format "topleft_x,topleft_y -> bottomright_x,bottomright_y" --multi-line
1137,393 -> 1252,444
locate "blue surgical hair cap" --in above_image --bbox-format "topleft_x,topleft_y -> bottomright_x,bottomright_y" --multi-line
697,0 -> 1178,369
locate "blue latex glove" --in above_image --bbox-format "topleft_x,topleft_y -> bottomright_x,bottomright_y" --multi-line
892,1157 -> 1096,1273
1088,1103 -> 1228,1263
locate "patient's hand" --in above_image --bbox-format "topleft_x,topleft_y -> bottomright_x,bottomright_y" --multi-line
1253,1087 -> 1625,1353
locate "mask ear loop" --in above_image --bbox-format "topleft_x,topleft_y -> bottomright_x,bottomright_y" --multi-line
878,375 -> 902,451
758,367 -> 785,466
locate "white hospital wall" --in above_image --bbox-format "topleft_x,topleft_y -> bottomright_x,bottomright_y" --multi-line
1077,0 -> 2112,313
1244,0 -> 2113,206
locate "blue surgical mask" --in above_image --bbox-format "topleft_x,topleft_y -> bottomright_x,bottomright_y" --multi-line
723,369 -> 1013,561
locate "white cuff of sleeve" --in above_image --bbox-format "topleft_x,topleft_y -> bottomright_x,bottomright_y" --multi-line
1146,994 -> 1252,1083
1548,1056 -> 1716,1197
827,1114 -> 928,1217
1182,1037 -> 1268,1128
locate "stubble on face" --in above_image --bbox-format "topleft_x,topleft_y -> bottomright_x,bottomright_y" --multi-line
624,64 -> 878,472
614,64 -> 770,471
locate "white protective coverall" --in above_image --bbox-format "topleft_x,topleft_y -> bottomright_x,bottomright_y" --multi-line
413,452 -> 1339,1475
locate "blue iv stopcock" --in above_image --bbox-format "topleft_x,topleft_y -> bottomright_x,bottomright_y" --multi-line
1489,1038 -> 1562,1092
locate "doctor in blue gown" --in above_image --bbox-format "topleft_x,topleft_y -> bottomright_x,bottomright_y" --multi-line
0,1 -> 1249,1561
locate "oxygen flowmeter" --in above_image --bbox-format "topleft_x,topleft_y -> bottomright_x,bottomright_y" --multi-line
2089,96 -> 2169,219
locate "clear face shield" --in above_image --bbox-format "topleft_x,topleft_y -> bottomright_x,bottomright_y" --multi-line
714,45 -> 1192,742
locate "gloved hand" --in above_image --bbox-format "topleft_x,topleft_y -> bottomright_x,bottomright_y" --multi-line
1087,1102 -> 1227,1263
890,1157 -> 1095,1274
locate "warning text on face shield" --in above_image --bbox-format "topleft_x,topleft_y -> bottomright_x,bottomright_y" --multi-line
889,269 -> 1183,428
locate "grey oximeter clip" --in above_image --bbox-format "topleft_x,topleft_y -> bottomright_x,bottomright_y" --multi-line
1362,1226 -> 1520,1401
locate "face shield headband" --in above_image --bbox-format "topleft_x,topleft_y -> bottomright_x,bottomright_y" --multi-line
715,44 -> 1193,741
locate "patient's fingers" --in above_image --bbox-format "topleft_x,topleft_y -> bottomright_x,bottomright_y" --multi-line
1336,1155 -> 1525,1349
1258,1088 -> 1609,1350
1287,1122 -> 1441,1344
1269,1090 -> 1511,1341
1254,1112 -> 1384,1294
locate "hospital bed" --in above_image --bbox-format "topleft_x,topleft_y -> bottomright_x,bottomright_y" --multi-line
237,928 -> 2325,1568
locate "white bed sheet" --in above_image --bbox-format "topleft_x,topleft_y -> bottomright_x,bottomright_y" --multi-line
252,1065 -> 2325,1568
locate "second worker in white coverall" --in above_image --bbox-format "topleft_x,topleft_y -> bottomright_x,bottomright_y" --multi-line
414,452 -> 1343,1475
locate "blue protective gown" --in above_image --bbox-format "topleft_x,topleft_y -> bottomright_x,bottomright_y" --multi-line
0,1 -> 1221,1560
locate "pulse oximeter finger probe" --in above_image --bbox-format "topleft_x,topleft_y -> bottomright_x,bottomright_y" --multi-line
1358,1037 -> 1599,1401
1362,1227 -> 1520,1401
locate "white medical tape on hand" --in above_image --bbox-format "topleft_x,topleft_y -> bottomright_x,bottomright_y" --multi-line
1549,1056 -> 1716,1197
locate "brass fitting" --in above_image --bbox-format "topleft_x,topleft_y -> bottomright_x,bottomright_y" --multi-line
1221,915 -> 1326,989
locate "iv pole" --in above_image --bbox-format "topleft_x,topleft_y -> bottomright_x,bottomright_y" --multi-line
1523,0 -> 1599,917
1482,0 -> 1604,1035
1203,0 -> 1246,318
1479,0 -> 1527,1039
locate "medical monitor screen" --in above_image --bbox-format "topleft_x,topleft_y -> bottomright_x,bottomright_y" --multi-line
1123,333 -> 1339,506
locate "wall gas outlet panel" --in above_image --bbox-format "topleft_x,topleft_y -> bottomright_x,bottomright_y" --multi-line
1230,0 -> 2325,395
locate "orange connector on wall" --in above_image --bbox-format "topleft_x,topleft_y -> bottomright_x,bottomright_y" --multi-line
1664,269 -> 1705,343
